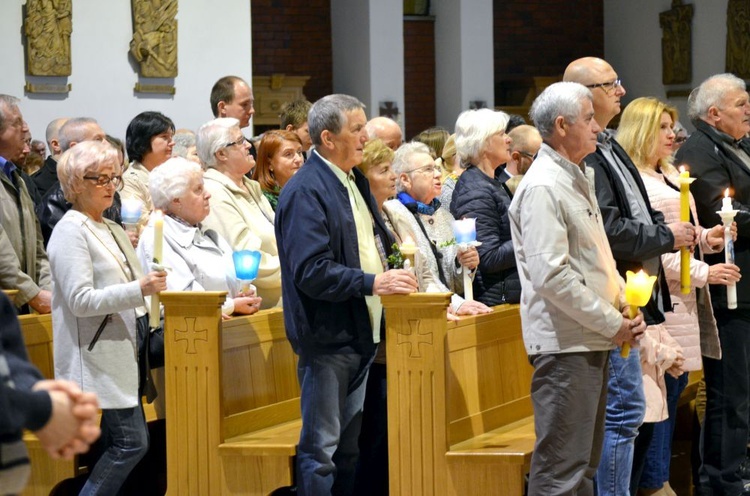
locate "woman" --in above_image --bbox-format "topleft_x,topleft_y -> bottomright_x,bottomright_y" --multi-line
196,117 -> 281,309
450,108 -> 521,305
137,157 -> 262,317
171,129 -> 201,165
48,140 -> 167,496
437,134 -> 461,206
384,142 -> 487,305
253,130 -> 304,210
617,97 -> 740,496
122,111 -> 175,228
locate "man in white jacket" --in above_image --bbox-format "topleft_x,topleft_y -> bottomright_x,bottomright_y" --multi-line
509,81 -> 646,495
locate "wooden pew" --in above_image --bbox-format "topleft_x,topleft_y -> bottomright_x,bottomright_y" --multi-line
382,293 -> 534,496
160,291 -> 300,496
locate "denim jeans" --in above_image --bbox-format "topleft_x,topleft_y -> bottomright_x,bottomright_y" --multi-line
596,346 -> 646,496
79,404 -> 149,496
296,351 -> 373,496
638,372 -> 688,489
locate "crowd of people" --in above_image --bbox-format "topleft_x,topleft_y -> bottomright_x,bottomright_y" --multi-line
2,59 -> 750,496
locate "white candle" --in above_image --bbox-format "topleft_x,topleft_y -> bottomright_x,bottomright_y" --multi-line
718,189 -> 738,309
149,210 -> 164,329
722,188 -> 733,212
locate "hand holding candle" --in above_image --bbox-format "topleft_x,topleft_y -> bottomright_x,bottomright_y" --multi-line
452,218 -> 481,301
717,188 -> 739,310
678,167 -> 696,294
149,210 -> 164,329
622,269 -> 657,357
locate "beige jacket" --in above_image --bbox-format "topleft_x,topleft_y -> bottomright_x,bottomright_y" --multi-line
121,161 -> 153,229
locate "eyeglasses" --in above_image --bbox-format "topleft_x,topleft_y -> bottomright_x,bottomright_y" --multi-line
83,174 -> 123,189
674,136 -> 688,144
585,79 -> 622,94
406,164 -> 437,175
224,136 -> 248,148
516,151 -> 535,160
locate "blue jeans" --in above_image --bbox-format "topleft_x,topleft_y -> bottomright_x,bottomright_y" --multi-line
296,351 -> 373,496
639,373 -> 689,489
596,346 -> 646,496
79,404 -> 149,496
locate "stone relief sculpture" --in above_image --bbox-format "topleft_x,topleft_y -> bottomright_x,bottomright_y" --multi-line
659,0 -> 693,85
726,0 -> 750,79
24,0 -> 72,76
130,0 -> 178,78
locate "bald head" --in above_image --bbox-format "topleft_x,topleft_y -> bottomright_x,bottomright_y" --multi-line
58,118 -> 106,152
564,57 -> 625,128
45,117 -> 68,159
507,125 -> 542,176
365,117 -> 402,151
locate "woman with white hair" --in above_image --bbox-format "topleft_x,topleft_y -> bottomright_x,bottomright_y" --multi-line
450,108 -> 520,305
137,157 -> 262,317
383,142 -> 490,315
196,117 -> 281,309
48,140 -> 167,496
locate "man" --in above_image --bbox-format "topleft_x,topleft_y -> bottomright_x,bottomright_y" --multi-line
275,94 -> 418,495
30,139 -> 45,157
32,117 -> 68,197
0,95 -> 52,314
676,73 -> 750,495
509,81 -> 645,495
564,57 -> 695,496
280,98 -> 313,155
497,124 -> 542,196
365,116 -> 402,151
0,292 -> 100,494
210,76 -> 257,159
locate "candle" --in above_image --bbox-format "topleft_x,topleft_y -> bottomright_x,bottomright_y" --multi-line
400,237 -> 417,270
678,167 -> 693,295
149,210 -> 164,329
121,198 -> 143,232
622,269 -> 657,357
233,250 -> 262,293
722,188 -> 733,212
718,188 -> 738,309
453,218 -> 477,244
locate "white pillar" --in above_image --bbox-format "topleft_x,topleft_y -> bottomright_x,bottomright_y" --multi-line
330,0 -> 405,128
433,0 -> 494,130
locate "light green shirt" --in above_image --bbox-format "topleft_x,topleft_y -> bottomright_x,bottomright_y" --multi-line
319,152 -> 384,343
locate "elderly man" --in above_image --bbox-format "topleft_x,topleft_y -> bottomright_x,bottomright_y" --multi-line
505,124 -> 541,178
365,116 -> 402,151
32,117 -> 67,197
564,57 -> 695,496
275,94 -> 418,495
509,81 -> 645,495
676,73 -> 750,495
0,95 -> 51,314
210,76 -> 257,159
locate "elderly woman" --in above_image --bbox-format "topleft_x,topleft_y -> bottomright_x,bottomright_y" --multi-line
122,111 -> 175,228
252,130 -> 304,210
197,117 -> 281,309
617,97 -> 739,496
383,142 -> 485,303
137,157 -> 262,317
450,108 -> 520,306
48,140 -> 167,495
172,129 -> 201,164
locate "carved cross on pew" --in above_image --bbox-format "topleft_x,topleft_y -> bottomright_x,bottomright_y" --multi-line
174,317 -> 208,354
397,319 -> 433,359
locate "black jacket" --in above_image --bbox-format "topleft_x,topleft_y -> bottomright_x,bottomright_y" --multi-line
584,137 -> 674,325
450,166 -> 520,305
31,156 -> 58,198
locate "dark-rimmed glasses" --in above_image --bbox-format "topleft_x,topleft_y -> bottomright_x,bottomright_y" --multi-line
83,175 -> 123,189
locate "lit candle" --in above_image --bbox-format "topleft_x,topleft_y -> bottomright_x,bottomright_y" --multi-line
149,210 -> 164,329
453,218 -> 477,244
233,250 -> 262,294
722,188 -> 733,212
622,269 -> 657,357
400,237 -> 417,270
678,167 -> 693,295
121,198 -> 143,232
718,188 -> 738,309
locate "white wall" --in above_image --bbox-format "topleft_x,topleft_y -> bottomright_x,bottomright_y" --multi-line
604,0 -> 729,131
0,0 -> 252,144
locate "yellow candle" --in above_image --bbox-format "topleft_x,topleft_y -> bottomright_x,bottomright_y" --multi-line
679,167 -> 692,295
149,210 -> 164,329
400,236 -> 417,270
621,270 -> 657,357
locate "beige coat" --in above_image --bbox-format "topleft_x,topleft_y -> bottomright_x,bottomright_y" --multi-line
120,161 -> 154,229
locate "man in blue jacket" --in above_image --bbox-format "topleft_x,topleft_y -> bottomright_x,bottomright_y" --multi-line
275,94 -> 417,496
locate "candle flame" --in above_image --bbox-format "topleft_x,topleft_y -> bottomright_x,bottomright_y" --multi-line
725,188 -> 730,198
679,165 -> 686,173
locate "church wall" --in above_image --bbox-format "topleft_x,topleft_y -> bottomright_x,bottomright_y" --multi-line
0,0 -> 252,145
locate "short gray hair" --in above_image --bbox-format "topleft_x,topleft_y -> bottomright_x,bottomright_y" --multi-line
0,95 -> 20,133
689,73 -> 746,121
45,117 -> 68,146
58,117 -> 100,151
57,140 -> 119,204
149,157 -> 203,211
172,129 -> 196,159
196,117 -> 239,168
454,109 -> 509,167
530,82 -> 592,139
308,94 -> 365,146
392,141 -> 432,193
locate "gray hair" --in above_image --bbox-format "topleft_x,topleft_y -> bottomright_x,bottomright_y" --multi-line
196,117 -> 239,168
58,117 -> 100,151
530,82 -> 592,139
172,130 -> 197,159
454,109 -> 509,167
45,117 -> 68,146
392,141 -> 432,193
57,140 -> 119,204
149,157 -> 203,211
0,95 -> 20,133
688,73 -> 746,121
308,94 -> 365,146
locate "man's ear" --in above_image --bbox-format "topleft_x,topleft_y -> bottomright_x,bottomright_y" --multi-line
554,115 -> 567,135
217,101 -> 227,118
707,105 -> 721,124
319,129 -> 335,151
285,124 -> 296,132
